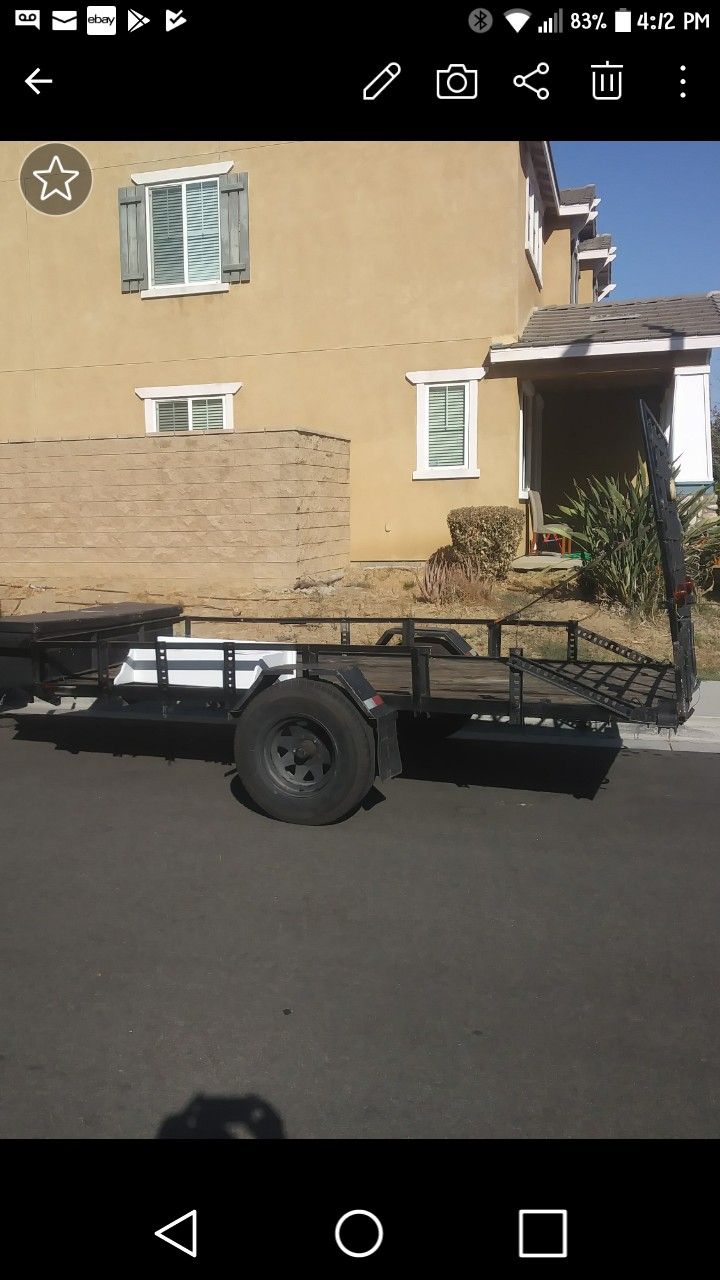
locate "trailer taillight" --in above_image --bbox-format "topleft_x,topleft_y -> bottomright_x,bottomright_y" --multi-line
673,579 -> 695,605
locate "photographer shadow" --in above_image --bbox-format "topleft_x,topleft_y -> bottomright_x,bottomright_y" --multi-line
156,1093 -> 285,1139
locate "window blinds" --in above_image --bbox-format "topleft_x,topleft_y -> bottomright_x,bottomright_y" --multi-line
427,384 -> 466,468
155,397 -> 224,432
149,180 -> 220,286
149,184 -> 185,286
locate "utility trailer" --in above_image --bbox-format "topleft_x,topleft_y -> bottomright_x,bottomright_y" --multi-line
0,403 -> 700,825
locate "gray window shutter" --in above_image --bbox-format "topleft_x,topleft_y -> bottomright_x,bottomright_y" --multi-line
219,172 -> 250,283
118,186 -> 148,294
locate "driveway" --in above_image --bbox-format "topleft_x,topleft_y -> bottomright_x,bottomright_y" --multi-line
1,712 -> 718,1139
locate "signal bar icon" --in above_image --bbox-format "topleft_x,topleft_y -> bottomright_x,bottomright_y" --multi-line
538,8 -> 563,32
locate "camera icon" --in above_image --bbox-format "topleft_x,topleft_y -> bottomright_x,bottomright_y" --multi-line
436,63 -> 478,99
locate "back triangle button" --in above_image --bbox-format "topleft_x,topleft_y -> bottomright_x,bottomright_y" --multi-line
154,1209 -> 197,1257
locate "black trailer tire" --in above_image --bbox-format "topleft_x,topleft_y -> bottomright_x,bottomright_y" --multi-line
233,677 -> 376,825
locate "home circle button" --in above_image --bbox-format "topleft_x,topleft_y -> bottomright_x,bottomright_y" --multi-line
334,1210 -> 384,1258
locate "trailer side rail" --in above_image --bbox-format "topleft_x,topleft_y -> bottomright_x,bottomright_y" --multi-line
20,627 -> 679,727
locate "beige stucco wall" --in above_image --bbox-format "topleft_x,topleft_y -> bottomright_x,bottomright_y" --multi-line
0,140 -> 576,564
0,429 -> 349,593
542,226 -> 573,307
578,267 -> 596,304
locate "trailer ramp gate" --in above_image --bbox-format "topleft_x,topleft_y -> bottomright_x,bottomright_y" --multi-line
639,399 -> 699,719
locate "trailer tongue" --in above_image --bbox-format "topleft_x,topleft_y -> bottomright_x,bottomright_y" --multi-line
0,401 -> 701,824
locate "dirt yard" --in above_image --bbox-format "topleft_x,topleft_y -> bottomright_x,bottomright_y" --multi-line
2,565 -> 719,678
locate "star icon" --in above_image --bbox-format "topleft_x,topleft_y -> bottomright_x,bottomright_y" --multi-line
32,154 -> 80,202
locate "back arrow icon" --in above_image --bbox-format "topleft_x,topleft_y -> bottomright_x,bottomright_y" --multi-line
25,69 -> 53,95
154,1210 -> 197,1258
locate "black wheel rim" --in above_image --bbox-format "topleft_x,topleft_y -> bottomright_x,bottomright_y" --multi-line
263,716 -> 336,794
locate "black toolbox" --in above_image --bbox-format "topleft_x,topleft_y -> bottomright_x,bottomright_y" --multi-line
0,602 -> 183,690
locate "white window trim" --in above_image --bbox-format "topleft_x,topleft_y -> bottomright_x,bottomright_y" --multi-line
141,282 -> 230,300
141,174 -> 225,299
525,154 -> 544,288
131,161 -> 233,185
405,366 -> 487,386
135,382 -> 242,435
406,369 -> 484,481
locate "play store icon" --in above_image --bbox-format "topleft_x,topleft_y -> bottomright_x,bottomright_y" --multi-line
128,8 -> 149,31
504,8 -> 532,31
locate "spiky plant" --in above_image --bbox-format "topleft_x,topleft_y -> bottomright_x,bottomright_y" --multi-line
417,545 -> 457,604
552,458 -> 720,617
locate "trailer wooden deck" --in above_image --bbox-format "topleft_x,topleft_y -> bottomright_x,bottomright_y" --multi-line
316,651 -> 679,719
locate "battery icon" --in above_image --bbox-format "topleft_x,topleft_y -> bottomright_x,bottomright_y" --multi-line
614,8 -> 632,30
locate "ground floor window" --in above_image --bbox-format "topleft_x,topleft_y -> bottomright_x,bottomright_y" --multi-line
406,367 -> 484,480
134,382 -> 243,434
427,383 -> 467,468
155,396 -> 225,433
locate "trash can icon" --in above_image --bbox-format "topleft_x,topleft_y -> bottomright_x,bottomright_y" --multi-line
591,62 -> 623,100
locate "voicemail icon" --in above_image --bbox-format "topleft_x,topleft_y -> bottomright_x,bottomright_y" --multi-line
52,8 -> 78,26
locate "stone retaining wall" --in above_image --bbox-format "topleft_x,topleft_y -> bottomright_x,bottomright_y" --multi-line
0,429 -> 350,594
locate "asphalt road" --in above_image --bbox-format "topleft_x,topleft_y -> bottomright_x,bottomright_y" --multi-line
1,712 -> 718,1140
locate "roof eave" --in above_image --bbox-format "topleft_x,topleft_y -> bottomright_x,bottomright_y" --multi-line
489,334 -> 720,364
528,144 -> 601,228
556,198 -> 600,226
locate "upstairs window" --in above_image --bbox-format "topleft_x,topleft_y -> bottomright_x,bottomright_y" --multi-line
119,164 -> 250,298
149,179 -> 221,287
525,159 -> 543,285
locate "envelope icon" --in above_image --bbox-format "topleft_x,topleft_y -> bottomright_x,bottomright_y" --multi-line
52,9 -> 78,26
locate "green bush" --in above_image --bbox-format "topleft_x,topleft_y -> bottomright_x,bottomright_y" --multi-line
447,506 -> 524,580
552,458 -> 720,617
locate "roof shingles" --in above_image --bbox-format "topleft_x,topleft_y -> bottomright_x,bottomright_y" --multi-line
494,293 -> 720,349
559,185 -> 596,205
578,234 -> 613,253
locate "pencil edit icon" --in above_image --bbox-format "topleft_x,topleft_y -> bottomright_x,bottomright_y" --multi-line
363,62 -> 401,100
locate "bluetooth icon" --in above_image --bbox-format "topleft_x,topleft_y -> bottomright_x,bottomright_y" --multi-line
468,6 -> 494,32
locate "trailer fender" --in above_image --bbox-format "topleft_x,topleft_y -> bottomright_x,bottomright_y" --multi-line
230,661 -> 402,782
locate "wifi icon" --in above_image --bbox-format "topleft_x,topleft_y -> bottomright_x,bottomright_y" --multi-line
504,7 -> 532,31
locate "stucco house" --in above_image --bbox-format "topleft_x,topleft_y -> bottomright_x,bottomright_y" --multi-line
0,139 -> 717,592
